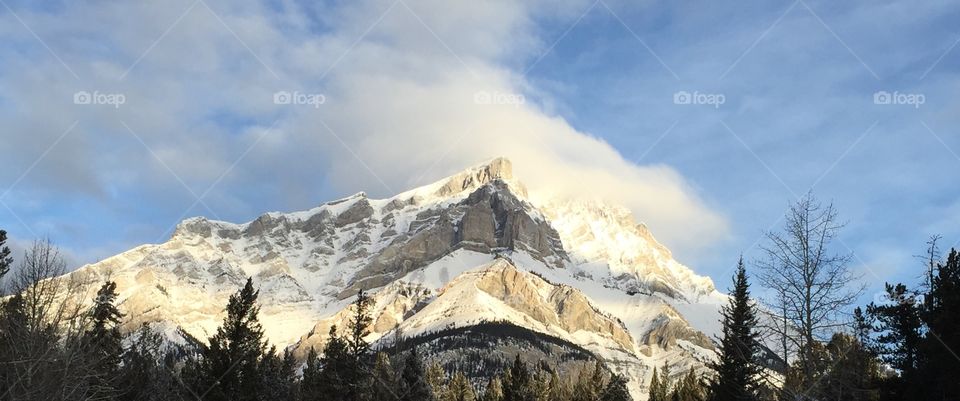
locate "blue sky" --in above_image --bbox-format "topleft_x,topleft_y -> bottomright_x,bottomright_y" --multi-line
0,0 -> 958,302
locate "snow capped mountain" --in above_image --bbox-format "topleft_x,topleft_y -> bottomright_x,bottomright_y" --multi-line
63,157 -> 728,399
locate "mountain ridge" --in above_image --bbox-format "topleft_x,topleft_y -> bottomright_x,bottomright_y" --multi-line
62,157 -> 727,400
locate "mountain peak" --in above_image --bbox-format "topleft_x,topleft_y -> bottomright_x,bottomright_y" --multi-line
395,156 -> 526,202
434,156 -> 513,196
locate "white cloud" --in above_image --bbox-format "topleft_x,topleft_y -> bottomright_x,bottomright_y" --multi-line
0,0 -> 728,262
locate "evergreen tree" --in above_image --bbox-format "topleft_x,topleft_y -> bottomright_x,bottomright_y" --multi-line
373,351 -> 399,401
317,325 -> 352,401
601,375 -> 631,401
341,289 -> 375,400
670,370 -> 705,401
503,355 -> 534,401
589,361 -> 606,399
481,376 -> 504,401
573,360 -> 614,401
301,347 -> 322,401
399,347 -> 435,401
920,249 -> 960,400
348,289 -> 373,359
866,284 -> 922,375
258,346 -> 297,401
707,259 -> 761,401
817,333 -> 880,401
117,324 -> 184,401
200,277 -> 267,401
443,371 -> 477,401
648,367 -> 663,401
864,282 -> 923,399
83,281 -> 125,397
427,361 -> 447,399
0,229 -> 11,284
530,369 -> 549,401
546,370 -> 570,401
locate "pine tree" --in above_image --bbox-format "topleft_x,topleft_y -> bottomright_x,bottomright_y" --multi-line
817,333 -> 880,401
648,367 -> 663,401
866,284 -> 922,374
301,347 -> 322,401
589,361 -> 606,399
481,376 -> 504,401
373,352 -> 398,401
117,324 -> 183,401
708,258 -> 761,401
0,229 -> 12,283
649,364 -> 671,401
530,369 -> 550,401
258,346 -> 297,400
84,281 -> 125,397
864,282 -> 923,399
921,249 -> 960,400
601,375 -> 631,401
503,355 -> 534,401
546,370 -> 570,401
572,361 -> 609,401
427,361 -> 447,399
200,277 -> 267,401
342,289 -> 375,400
670,370 -> 705,401
443,371 -> 477,401
399,347 -> 435,401
348,289 -> 373,357
317,325 -> 352,401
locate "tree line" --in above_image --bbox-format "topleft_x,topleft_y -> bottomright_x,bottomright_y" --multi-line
3,190 -> 960,401
0,231 -> 631,401
651,193 -> 960,401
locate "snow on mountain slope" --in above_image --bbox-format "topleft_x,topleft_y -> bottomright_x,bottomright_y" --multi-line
60,157 -> 727,399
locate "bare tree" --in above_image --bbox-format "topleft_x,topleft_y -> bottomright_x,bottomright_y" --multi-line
0,239 -> 101,400
756,193 -> 865,385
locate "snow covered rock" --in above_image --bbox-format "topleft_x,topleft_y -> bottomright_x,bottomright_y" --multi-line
58,157 -> 728,400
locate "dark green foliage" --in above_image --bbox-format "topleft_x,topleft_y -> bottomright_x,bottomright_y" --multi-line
443,371 -> 477,401
571,360 -> 606,401
919,249 -> 960,400
316,325 -> 352,400
258,346 -> 299,400
301,346 -> 323,401
399,346 -> 436,401
117,324 -> 186,401
865,284 -> 923,375
601,375 -> 632,401
648,365 -> 670,401
860,247 -> 960,401
199,277 -> 267,401
83,281 -> 125,397
707,259 -> 761,401
373,351 -> 399,401
503,355 -> 535,401
349,289 -> 373,360
0,229 -> 11,283
481,376 -> 504,401
816,333 -> 880,401
303,290 -> 377,401
670,370 -> 706,401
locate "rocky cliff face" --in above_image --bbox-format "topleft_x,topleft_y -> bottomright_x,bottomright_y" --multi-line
59,157 -> 727,400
